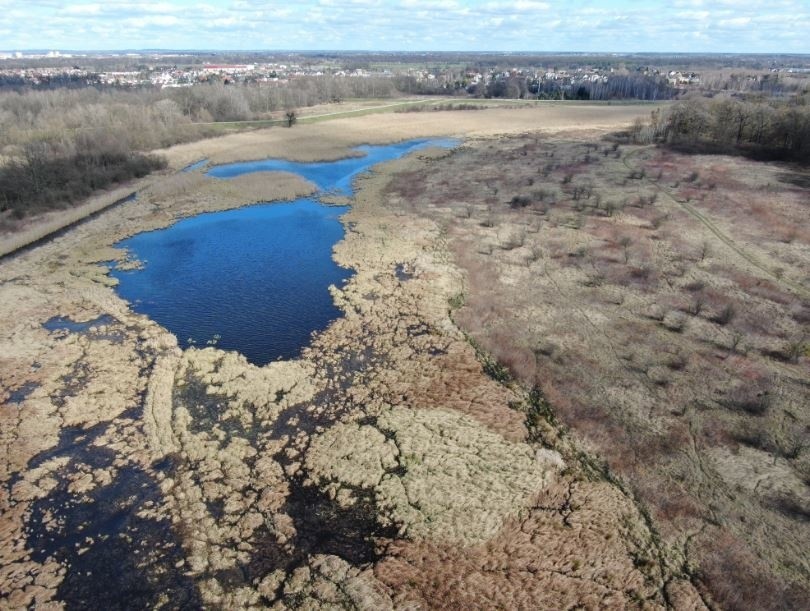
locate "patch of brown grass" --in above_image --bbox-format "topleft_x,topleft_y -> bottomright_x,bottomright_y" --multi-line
385,133 -> 810,607
697,531 -> 810,611
376,477 -> 670,609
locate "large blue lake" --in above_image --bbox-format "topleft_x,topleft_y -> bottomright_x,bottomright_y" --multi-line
112,138 -> 457,365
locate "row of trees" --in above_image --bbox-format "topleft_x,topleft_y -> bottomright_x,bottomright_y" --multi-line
696,70 -> 807,97
631,97 -> 810,161
489,73 -> 675,101
394,72 -> 675,101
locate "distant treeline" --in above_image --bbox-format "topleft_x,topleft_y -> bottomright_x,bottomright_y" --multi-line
0,74 -> 103,91
630,96 -> 810,162
5,51 -> 809,73
394,73 -> 676,101
0,78 -> 398,139
504,73 -> 673,101
698,71 -> 807,97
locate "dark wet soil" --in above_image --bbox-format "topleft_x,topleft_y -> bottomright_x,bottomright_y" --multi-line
24,417 -> 202,610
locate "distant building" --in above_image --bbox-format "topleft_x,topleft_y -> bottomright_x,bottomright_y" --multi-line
203,64 -> 255,73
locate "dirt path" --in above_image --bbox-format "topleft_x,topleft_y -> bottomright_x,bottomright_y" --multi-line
623,148 -> 810,300
192,98 -> 455,127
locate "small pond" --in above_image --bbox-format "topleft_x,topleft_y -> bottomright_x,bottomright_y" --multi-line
112,138 -> 458,365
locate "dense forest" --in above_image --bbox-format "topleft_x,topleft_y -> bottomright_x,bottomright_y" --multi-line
492,73 -> 673,100
393,72 -> 676,100
0,77 -> 398,149
0,137 -> 165,221
631,96 -> 810,161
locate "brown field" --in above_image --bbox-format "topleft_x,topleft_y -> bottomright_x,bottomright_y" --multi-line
1,103 -> 658,260
156,103 -> 660,167
5,103 -> 807,609
385,134 -> 810,609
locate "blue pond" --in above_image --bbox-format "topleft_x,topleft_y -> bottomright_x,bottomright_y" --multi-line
206,138 -> 459,194
112,138 -> 457,365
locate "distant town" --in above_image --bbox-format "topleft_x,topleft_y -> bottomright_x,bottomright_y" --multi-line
2,50 -> 808,98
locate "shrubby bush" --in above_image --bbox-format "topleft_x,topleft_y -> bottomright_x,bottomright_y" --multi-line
0,132 -> 166,219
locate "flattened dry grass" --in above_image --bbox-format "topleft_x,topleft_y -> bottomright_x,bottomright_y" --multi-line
155,104 -> 660,168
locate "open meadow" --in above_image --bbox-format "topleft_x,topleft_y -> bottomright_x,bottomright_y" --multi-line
385,132 -> 810,608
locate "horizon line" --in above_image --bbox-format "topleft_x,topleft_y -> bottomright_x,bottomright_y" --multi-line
3,49 -> 810,56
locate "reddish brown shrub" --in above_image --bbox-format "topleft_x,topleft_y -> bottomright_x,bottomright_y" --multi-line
697,531 -> 810,611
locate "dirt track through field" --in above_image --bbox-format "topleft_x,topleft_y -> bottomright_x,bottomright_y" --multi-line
623,149 -> 810,300
191,98 -> 454,126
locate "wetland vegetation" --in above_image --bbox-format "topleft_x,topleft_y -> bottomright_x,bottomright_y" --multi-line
112,139 -> 456,364
385,132 -> 810,609
0,50 -> 808,610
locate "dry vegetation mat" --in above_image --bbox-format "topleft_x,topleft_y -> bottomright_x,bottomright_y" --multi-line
0,117 -> 708,608
384,134 -> 810,609
155,104 -> 659,168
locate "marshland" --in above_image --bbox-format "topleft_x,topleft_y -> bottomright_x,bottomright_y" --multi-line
1,49 -> 809,611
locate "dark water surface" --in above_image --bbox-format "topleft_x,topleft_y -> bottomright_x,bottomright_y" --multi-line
112,200 -> 349,364
112,138 -> 458,365
43,314 -> 117,333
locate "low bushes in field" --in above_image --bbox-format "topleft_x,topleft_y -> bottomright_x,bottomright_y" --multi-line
723,378 -> 772,415
396,102 -> 484,113
0,141 -> 166,220
697,532 -> 810,611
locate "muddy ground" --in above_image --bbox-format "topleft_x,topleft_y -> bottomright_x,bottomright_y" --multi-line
0,119 -> 710,608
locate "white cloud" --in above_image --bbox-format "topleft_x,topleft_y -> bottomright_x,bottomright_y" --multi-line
60,4 -> 105,16
0,0 -> 808,52
718,16 -> 752,26
123,14 -> 181,27
513,1 -> 550,10
676,10 -> 711,19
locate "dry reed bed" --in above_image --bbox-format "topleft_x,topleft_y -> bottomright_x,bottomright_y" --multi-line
0,132 -> 699,608
156,104 -> 659,168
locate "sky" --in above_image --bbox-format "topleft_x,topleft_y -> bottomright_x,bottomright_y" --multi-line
0,0 -> 807,54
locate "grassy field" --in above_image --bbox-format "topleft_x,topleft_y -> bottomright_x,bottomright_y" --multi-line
192,97 -> 451,131
155,102 -> 660,168
385,134 -> 810,609
195,97 -> 666,132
